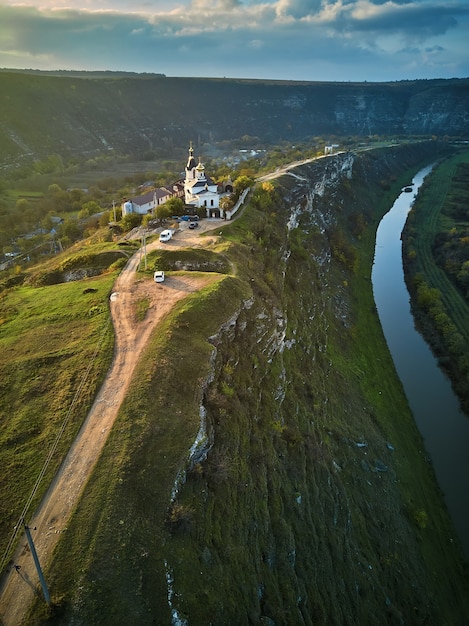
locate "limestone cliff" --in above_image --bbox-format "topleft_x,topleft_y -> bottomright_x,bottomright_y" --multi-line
0,73 -> 468,169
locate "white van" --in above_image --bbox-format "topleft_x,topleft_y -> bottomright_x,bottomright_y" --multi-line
159,229 -> 172,243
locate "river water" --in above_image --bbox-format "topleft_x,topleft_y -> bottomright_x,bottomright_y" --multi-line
371,165 -> 469,559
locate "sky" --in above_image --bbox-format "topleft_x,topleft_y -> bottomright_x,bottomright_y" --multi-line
0,0 -> 468,82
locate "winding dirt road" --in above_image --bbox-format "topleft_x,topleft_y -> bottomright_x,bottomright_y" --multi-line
0,219 -> 222,625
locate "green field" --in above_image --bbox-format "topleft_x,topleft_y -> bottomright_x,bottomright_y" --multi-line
403,148 -> 469,412
0,255 -> 117,568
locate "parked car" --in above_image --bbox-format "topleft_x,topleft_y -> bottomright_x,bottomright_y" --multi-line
154,270 -> 165,283
189,222 -> 199,229
159,229 -> 172,242
189,215 -> 199,221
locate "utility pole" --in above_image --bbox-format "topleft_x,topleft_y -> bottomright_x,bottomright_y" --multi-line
23,522 -> 51,606
139,231 -> 147,270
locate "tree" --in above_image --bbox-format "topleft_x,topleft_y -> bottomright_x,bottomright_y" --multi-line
234,175 -> 253,194
59,218 -> 83,243
47,183 -> 62,195
457,261 -> 469,296
156,203 -> 174,220
79,201 -> 101,219
416,283 -> 441,312
100,212 -> 112,228
161,197 -> 184,216
15,198 -> 32,213
220,196 -> 234,212
34,155 -> 63,175
69,188 -> 84,203
121,213 -> 142,231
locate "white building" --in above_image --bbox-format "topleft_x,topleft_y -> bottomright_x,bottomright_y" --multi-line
121,143 -> 224,218
122,188 -> 172,217
184,143 -> 221,217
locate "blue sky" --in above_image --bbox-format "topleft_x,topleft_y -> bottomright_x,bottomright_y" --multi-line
0,0 -> 468,82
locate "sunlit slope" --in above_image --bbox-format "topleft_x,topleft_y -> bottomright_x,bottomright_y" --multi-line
24,142 -> 469,625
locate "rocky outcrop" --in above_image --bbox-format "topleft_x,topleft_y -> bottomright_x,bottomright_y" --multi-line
0,73 -> 467,168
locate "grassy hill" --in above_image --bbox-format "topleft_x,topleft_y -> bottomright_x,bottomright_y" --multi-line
1,142 -> 467,624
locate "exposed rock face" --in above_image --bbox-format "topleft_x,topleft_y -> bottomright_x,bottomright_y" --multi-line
156,142 -> 468,624
0,73 -> 467,167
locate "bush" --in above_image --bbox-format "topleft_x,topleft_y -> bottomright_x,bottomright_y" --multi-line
121,213 -> 142,231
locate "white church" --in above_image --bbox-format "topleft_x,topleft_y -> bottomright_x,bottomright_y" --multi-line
183,142 -> 221,216
122,143 -> 228,219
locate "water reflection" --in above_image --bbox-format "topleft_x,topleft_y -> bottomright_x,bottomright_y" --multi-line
372,166 -> 469,558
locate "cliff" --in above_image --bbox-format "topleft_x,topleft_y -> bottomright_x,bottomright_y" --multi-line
0,73 -> 468,170
35,142 -> 469,625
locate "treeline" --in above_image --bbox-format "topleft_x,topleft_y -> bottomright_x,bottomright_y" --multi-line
432,161 -> 469,299
0,182 -> 114,261
403,151 -> 469,414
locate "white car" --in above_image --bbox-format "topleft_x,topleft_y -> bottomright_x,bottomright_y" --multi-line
153,270 -> 165,283
159,229 -> 172,242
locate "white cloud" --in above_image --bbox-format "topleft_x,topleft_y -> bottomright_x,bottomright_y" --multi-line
276,0 -> 323,19
0,0 -> 467,81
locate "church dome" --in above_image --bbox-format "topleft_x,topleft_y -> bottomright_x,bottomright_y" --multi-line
186,142 -> 197,170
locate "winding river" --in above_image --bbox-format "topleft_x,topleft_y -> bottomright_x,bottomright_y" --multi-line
372,165 -> 469,559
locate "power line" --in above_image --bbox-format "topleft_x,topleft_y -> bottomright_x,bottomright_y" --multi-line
0,316 -> 112,573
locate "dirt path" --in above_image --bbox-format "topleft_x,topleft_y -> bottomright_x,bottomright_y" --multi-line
0,219 -> 223,625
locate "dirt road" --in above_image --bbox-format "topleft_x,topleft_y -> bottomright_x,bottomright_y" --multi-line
0,219 -> 223,625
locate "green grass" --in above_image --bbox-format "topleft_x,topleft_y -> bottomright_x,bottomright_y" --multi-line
0,229 -> 138,569
38,275 -> 251,624
403,149 -> 469,410
411,152 -> 469,342
0,273 -> 116,566
144,246 -> 231,275
5,142 -> 468,625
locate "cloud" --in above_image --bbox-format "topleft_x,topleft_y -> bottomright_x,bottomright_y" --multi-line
276,0 -> 323,20
0,0 -> 467,81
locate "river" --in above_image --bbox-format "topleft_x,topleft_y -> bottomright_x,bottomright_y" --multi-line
371,165 -> 469,559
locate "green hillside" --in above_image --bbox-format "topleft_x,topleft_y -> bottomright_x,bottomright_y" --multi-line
1,142 -> 466,624
1,72 -> 468,175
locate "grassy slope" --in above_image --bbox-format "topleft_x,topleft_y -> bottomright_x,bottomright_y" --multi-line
16,144 -> 469,624
0,271 -> 116,565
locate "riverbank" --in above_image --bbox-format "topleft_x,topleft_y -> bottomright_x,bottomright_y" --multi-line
402,149 -> 469,415
372,164 -> 469,558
